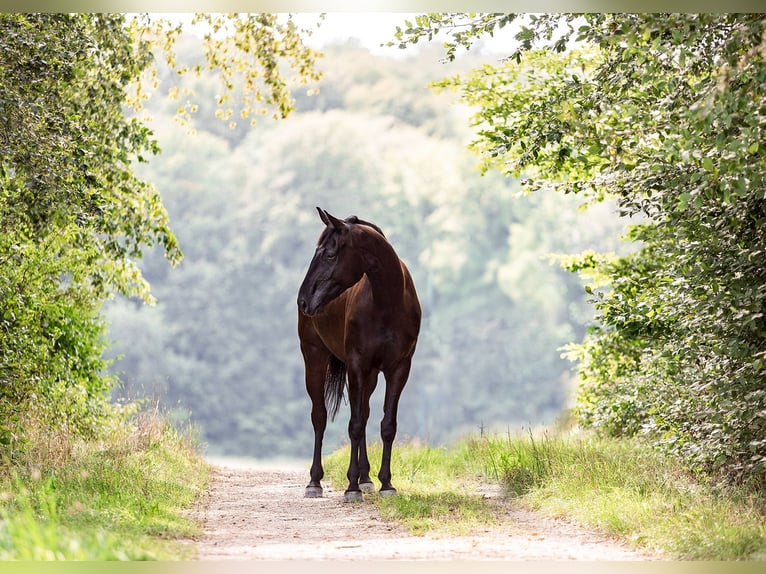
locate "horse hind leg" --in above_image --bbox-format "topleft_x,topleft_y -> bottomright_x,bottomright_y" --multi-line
378,359 -> 413,496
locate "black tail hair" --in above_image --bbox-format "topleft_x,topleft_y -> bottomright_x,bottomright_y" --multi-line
325,355 -> 347,421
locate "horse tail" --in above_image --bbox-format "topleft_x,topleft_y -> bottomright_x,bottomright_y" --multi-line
325,355 -> 347,421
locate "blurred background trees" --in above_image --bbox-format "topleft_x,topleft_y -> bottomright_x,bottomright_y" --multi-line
104,37 -> 629,458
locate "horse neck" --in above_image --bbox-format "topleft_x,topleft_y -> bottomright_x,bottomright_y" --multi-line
356,230 -> 404,310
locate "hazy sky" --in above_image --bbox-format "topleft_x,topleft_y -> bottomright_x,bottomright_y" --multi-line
294,12 -> 520,57
294,12 -> 415,53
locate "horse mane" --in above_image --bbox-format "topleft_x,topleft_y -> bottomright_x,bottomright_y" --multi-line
344,215 -> 385,238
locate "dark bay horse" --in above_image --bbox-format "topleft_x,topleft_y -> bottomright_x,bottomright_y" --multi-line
297,207 -> 421,502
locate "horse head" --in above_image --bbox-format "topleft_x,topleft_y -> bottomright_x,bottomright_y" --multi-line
297,207 -> 367,317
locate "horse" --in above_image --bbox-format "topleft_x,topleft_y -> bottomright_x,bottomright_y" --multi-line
297,207 -> 421,502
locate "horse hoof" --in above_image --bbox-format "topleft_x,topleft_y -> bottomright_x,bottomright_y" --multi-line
343,490 -> 364,503
304,485 -> 323,498
379,487 -> 398,497
359,481 -> 375,493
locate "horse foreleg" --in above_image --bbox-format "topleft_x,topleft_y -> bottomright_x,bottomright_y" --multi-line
379,358 -> 412,495
358,436 -> 375,493
306,392 -> 327,498
301,342 -> 329,498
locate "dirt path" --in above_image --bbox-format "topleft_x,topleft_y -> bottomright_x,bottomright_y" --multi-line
192,460 -> 656,561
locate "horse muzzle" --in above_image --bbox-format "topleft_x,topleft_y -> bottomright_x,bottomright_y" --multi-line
297,296 -> 324,317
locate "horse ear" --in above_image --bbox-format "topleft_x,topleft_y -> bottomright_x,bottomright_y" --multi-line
316,206 -> 330,226
323,210 -> 348,233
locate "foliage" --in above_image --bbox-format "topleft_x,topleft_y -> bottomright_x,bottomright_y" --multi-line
0,13 -> 178,297
397,13 -> 766,484
0,407 -> 210,560
130,13 -> 322,127
0,226 -> 112,445
0,13 -> 168,451
0,13 -> 319,459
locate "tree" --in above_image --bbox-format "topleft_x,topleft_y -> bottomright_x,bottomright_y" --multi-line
397,13 -> 766,483
0,13 -> 320,453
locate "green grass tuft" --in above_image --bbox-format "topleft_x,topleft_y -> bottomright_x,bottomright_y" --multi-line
324,441 -> 501,535
471,428 -> 766,560
0,407 -> 211,560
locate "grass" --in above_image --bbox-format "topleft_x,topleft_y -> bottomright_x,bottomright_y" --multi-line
475,429 -> 766,560
324,430 -> 766,559
324,440 -> 501,535
0,405 -> 211,560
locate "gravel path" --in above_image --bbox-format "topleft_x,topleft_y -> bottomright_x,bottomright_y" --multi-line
193,460 -> 657,561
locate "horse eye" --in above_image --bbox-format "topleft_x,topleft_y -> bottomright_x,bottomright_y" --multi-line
326,252 -> 337,261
